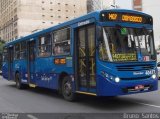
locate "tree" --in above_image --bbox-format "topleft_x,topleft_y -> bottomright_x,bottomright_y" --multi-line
0,38 -> 5,70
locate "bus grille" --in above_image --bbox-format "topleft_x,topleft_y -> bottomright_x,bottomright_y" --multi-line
116,64 -> 154,71
121,76 -> 151,80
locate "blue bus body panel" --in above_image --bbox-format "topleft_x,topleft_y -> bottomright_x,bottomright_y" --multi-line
35,56 -> 73,89
13,60 -> 27,83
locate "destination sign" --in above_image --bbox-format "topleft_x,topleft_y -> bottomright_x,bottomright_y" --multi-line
112,53 -> 137,61
101,12 -> 152,24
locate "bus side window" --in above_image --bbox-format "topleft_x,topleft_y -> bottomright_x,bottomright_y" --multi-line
38,34 -> 51,57
14,44 -> 20,60
52,28 -> 70,56
20,41 -> 27,59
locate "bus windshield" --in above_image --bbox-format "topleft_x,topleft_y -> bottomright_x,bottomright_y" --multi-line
99,27 -> 155,62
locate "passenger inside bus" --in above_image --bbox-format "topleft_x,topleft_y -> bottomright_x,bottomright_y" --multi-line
39,46 -> 50,57
54,45 -> 64,55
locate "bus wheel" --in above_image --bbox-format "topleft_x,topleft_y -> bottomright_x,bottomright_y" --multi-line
62,76 -> 76,101
15,73 -> 25,89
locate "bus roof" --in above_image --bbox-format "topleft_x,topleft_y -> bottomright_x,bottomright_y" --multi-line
5,9 -> 152,47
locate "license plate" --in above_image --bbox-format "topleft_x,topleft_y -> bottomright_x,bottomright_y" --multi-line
135,85 -> 144,90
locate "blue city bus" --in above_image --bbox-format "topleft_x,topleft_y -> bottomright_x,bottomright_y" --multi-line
2,9 -> 158,101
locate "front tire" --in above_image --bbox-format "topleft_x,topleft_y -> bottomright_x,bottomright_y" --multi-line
62,76 -> 76,101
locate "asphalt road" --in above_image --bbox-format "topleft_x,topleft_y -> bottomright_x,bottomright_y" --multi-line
0,76 -> 160,113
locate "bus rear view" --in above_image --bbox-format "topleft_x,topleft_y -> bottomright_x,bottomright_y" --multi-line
97,10 -> 158,96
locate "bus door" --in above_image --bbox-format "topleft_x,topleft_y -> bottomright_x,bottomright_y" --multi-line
27,40 -> 36,85
75,24 -> 96,92
8,47 -> 14,80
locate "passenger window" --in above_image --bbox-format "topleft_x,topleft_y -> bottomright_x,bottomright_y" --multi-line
38,34 -> 51,57
20,41 -> 26,59
14,44 -> 20,60
52,28 -> 70,55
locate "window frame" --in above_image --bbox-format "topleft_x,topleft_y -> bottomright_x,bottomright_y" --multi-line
37,33 -> 52,58
20,41 -> 27,59
14,43 -> 20,60
52,27 -> 71,56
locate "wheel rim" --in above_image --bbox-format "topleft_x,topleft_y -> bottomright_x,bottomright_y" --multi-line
64,81 -> 72,96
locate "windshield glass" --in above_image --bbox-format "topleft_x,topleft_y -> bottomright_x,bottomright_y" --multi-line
99,27 -> 156,62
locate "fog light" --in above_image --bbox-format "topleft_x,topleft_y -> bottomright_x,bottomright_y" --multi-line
115,77 -> 120,83
152,74 -> 156,79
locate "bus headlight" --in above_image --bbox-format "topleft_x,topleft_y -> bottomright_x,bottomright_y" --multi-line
101,71 -> 121,83
115,77 -> 121,83
152,74 -> 156,79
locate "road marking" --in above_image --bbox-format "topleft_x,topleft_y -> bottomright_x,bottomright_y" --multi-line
135,102 -> 160,109
27,114 -> 38,119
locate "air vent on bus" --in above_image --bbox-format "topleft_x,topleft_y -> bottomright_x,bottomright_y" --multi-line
121,76 -> 151,80
116,64 -> 154,71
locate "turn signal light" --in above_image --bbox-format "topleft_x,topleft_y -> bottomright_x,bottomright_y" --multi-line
54,58 -> 66,64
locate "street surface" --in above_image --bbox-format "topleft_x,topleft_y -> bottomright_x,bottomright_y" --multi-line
0,76 -> 160,113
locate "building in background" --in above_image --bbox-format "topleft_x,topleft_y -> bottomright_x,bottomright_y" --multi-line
0,0 -> 87,42
133,0 -> 142,11
87,0 -> 102,12
87,0 -> 115,13
132,0 -> 160,48
115,0 -> 132,9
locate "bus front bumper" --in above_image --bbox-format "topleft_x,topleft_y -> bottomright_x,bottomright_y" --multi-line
97,75 -> 158,96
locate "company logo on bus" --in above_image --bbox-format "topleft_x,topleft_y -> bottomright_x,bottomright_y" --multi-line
78,20 -> 90,27
133,72 -> 144,75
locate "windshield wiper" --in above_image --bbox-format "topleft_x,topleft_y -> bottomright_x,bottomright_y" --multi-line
142,27 -> 148,48
103,28 -> 112,61
134,29 -> 143,61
